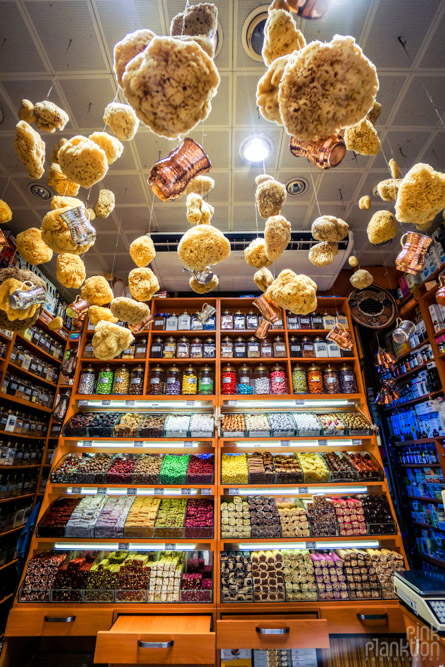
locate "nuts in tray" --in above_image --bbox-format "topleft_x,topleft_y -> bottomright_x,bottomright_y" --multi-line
337,412 -> 370,431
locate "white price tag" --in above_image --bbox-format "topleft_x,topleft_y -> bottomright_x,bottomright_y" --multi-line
78,400 -> 88,407
126,400 -> 135,407
118,543 -> 129,550
295,400 -> 304,406
127,488 -> 136,495
186,401 -> 194,406
165,543 -> 176,550
154,488 -> 164,495
352,439 -> 361,446
229,488 -> 239,495
102,400 -> 111,406
97,487 -> 106,494
318,440 -> 327,446
150,402 -> 159,408
298,487 -> 308,494
134,441 -> 143,447
201,488 -> 212,495
183,442 -> 193,448
228,400 -> 238,406
181,489 -> 191,495
71,487 -> 81,494
281,440 -> 290,447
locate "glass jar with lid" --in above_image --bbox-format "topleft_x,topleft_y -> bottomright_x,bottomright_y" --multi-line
130,364 -> 145,395
234,336 -> 247,358
289,336 -> 302,358
311,312 -> 324,330
112,365 -> 130,395
261,339 -> 273,358
301,336 -> 315,358
247,336 -> 260,358
191,311 -> 203,330
314,337 -> 328,358
148,365 -> 165,395
324,365 -> 340,394
237,364 -> 253,394
221,364 -> 237,394
135,337 -> 147,359
83,342 -> 94,358
253,364 -> 270,394
165,365 -> 181,395
234,311 -> 246,330
273,335 -> 287,358
78,365 -> 96,395
203,311 -> 216,330
246,309 -> 258,330
300,314 -> 312,330
182,364 -> 198,395
152,314 -> 166,330
221,309 -> 233,330
16,378 -> 26,400
203,337 -> 216,358
96,365 -> 114,395
150,336 -> 164,359
177,337 -> 190,358
307,364 -> 323,394
338,364 -> 357,393
199,365 -> 214,395
287,313 -> 300,330
16,346 -> 25,366
163,336 -> 176,359
121,341 -> 135,359
166,313 -> 178,331
271,364 -> 287,394
221,336 -> 233,358
190,337 -> 203,358
292,364 -> 307,394
178,310 -> 191,330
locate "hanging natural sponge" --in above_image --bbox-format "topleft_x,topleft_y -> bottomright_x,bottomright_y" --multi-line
359,196 -> 371,210
103,102 -> 139,141
113,29 -> 156,87
186,193 -> 214,225
128,267 -> 159,301
92,320 -> 134,360
48,163 -> 80,197
58,136 -> 108,188
395,163 -> 445,225
343,118 -> 380,155
0,278 -> 38,322
41,207 -> 95,255
170,3 -> 218,39
16,228 -> 53,265
129,235 -> 156,267
367,101 -> 381,125
14,121 -> 45,179
190,274 -> 219,294
257,54 -> 293,125
48,316 -> 63,331
244,238 -> 272,268
367,211 -> 398,245
0,268 -> 45,332
184,175 -> 215,197
88,305 -> 118,326
262,9 -> 306,66
51,138 -> 68,164
110,297 -> 150,324
178,225 -> 230,271
94,189 -> 115,219
81,276 -> 113,306
389,158 -> 400,179
0,200 -> 12,224
18,99 -> 69,133
311,215 -> 349,242
89,132 -> 123,165
264,215 -> 291,261
348,255 -> 358,267
51,195 -> 83,210
254,267 -> 274,292
256,178 -> 287,219
266,270 -> 317,315
308,241 -> 338,267
376,178 -> 402,201
278,35 -> 379,141
56,253 -> 86,289
122,36 -> 220,139
350,269 -> 373,289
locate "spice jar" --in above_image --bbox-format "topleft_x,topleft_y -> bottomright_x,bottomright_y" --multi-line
234,310 -> 246,330
166,365 -> 181,395
246,309 -> 258,330
78,365 -> 96,394
234,336 -> 247,358
261,339 -> 273,358
190,337 -> 203,358
247,336 -> 260,358
314,336 -> 328,358
222,363 -> 237,395
292,364 -> 307,394
287,313 -> 299,329
204,337 -> 216,358
254,364 -> 270,394
323,364 -> 340,394
135,337 -> 147,359
221,336 -> 233,358
177,337 -> 190,358
130,364 -> 144,395
301,336 -> 315,358
199,365 -> 214,395
150,337 -> 163,359
273,335 -> 287,358
121,341 -> 135,359
163,336 -> 176,358
113,364 -> 130,394
237,364 -> 253,394
191,311 -> 203,330
178,310 -> 191,330
311,312 -> 324,330
339,364 -> 357,393
166,312 -> 178,331
182,364 -> 198,395
300,314 -> 312,330
289,336 -> 302,358
221,309 -> 233,330
96,365 -> 114,395
152,314 -> 166,330
307,364 -> 323,394
271,364 -> 287,394
148,365 -> 165,395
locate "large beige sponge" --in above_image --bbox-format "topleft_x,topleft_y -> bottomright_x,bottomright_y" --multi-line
41,206 -> 95,254
89,132 -> 123,165
94,189 -> 115,219
254,267 -> 274,292
170,3 -> 218,39
244,238 -> 272,268
256,179 -> 287,219
56,253 -> 86,289
129,235 -> 156,268
110,297 -> 150,325
128,267 -> 159,302
367,211 -> 398,245
34,101 -> 69,133
257,54 -> 293,125
14,121 -> 45,179
311,215 -> 349,242
16,228 -> 53,265
344,118 -> 380,155
395,163 -> 445,225
0,200 -> 12,224
81,276 -> 113,306
308,241 -> 338,267
265,215 -> 291,261
122,36 -> 220,139
184,175 -> 215,197
266,270 -> 317,315
278,35 -> 378,141
58,136 -> 108,188
51,195 -> 83,210
377,178 -> 401,201
48,163 -> 80,197
92,320 -> 134,360
178,225 -> 230,271
88,305 -> 118,326
262,9 -> 306,67
113,29 -> 156,87
103,102 -> 139,141
190,274 -> 219,294
186,193 -> 214,225
350,269 -> 373,289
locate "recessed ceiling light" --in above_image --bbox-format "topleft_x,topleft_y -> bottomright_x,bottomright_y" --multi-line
28,182 -> 51,200
240,135 -> 272,163
286,177 -> 308,196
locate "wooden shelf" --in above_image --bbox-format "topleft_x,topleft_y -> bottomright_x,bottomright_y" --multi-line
0,559 -> 18,572
36,536 -> 215,545
289,357 -> 355,363
393,438 -> 441,446
419,553 -> 445,568
0,394 -> 53,413
79,358 -> 144,364
0,430 -> 45,440
148,358 -> 216,364
49,482 -> 215,490
407,495 -> 443,504
74,394 -> 216,402
394,339 -> 432,362
222,535 -> 398,543
222,481 -> 384,489
0,331 -> 13,343
392,361 -> 429,381
0,465 -> 41,471
0,594 -> 14,607
400,463 -> 441,468
8,363 -> 57,387
0,524 -> 25,539
384,391 -> 443,410
413,521 -> 445,532
150,329 -> 217,337
0,493 -> 34,504
15,335 -> 62,364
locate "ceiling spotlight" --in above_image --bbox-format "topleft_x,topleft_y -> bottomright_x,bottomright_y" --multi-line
28,182 -> 51,200
286,177 -> 308,196
240,135 -> 272,164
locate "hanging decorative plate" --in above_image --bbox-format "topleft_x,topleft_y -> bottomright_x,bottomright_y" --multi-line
347,285 -> 397,329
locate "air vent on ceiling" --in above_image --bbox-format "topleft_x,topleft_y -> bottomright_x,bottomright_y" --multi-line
286,177 -> 309,196
28,183 -> 51,200
242,5 -> 270,62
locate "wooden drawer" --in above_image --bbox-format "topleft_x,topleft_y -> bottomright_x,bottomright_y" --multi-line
94,614 -> 215,664
322,605 -> 405,634
217,617 -> 329,650
6,607 -> 113,636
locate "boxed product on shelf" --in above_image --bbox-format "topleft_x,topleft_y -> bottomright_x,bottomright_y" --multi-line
124,497 -> 160,538
221,497 -> 251,539
277,500 -> 310,538
248,496 -> 281,538
318,414 -> 346,436
298,453 -> 330,482
159,454 -> 190,485
105,456 -> 136,484
291,413 -> 322,436
245,413 -> 270,437
358,493 -> 397,535
221,414 -> 246,437
139,414 -> 166,438
88,412 -> 121,437
189,413 -> 214,438
62,412 -> 95,437
337,548 -> 381,600
94,496 -> 134,538
306,496 -> 338,536
132,454 -> 163,485
322,452 -> 357,481
346,452 -> 384,480
187,454 -> 214,484
183,498 -> 214,538
114,413 -> 144,437
414,398 -> 445,437
65,495 -> 107,537
153,498 -> 188,538
37,497 -> 81,537
311,551 -> 348,601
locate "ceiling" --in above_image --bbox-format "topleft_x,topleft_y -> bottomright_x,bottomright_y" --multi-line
0,0 -> 444,297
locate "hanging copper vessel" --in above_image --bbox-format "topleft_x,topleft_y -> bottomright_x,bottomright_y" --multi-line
289,134 -> 346,169
148,138 -> 211,202
395,232 -> 432,275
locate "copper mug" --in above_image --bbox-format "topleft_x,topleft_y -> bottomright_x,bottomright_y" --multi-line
198,302 -> 216,323
436,276 -> 445,306
395,232 -> 432,275
66,296 -> 89,319
326,322 -> 353,350
129,313 -> 154,334
255,319 -> 272,339
253,295 -> 281,324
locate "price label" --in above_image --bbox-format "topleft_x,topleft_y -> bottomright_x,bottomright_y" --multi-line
295,400 -> 304,406
186,401 -> 194,406
127,488 -> 136,495
154,488 -> 164,495
97,487 -> 106,494
305,542 -> 313,549
83,441 -> 92,447
134,441 -> 143,448
352,439 -> 361,446
71,487 -> 81,494
183,442 -> 193,448
78,400 -> 88,407
280,440 -> 290,447
102,400 -> 111,406
118,543 -> 129,550
201,488 -> 212,495
181,489 -> 191,495
150,402 -> 160,408
318,440 -> 327,446
165,544 -> 176,550
298,487 -> 308,494
229,488 -> 239,495
126,400 -> 135,407
228,400 -> 238,406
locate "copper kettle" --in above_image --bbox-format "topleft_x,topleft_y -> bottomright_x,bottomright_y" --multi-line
395,232 -> 432,274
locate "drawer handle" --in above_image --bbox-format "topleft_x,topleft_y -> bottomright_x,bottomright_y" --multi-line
357,613 -> 388,622
138,640 -> 174,648
256,627 -> 290,635
44,616 -> 76,623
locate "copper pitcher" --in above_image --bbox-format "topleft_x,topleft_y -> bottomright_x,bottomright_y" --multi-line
289,134 -> 346,169
395,232 -> 432,274
66,296 -> 89,319
436,276 -> 445,306
326,322 -> 353,350
148,138 -> 211,202
253,295 -> 281,324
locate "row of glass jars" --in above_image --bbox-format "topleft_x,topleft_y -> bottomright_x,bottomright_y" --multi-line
10,345 -> 59,384
150,336 -> 215,359
153,311 -> 216,331
0,471 -> 38,499
84,337 -> 147,360
292,364 -> 357,394
1,374 -> 55,407
78,364 -> 145,396
221,364 -> 288,395
25,325 -> 65,360
0,438 -> 44,466
221,336 -> 287,358
0,408 -> 48,436
148,364 -> 214,395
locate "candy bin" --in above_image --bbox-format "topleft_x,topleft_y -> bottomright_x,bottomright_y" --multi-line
177,336 -> 190,358
148,364 -> 165,395
96,365 -> 114,395
339,364 -> 357,393
129,364 -> 144,395
237,364 -> 253,394
166,365 -> 182,395
78,365 -> 96,395
182,364 -> 198,395
221,363 -> 237,395
253,364 -> 270,394
307,364 -> 323,394
292,364 -> 307,394
270,363 -> 287,394
323,364 -> 340,394
198,365 -> 214,395
112,364 -> 130,395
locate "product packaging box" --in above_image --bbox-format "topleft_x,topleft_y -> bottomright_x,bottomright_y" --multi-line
429,304 -> 444,332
